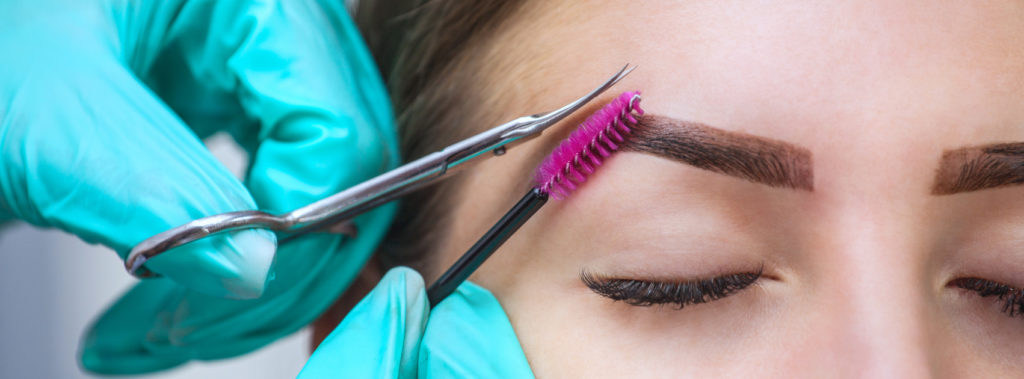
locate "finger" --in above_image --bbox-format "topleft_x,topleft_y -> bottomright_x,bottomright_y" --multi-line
0,49 -> 274,298
79,279 -> 188,374
299,267 -> 428,378
233,0 -> 399,217
148,0 -> 399,213
420,281 -> 534,377
88,202 -> 394,370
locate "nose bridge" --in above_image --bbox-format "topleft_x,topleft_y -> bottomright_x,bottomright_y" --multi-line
816,194 -> 933,378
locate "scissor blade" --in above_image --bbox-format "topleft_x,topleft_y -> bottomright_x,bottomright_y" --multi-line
501,64 -> 636,139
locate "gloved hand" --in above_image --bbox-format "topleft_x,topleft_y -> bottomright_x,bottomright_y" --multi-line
300,267 -> 534,378
1,0 -> 399,374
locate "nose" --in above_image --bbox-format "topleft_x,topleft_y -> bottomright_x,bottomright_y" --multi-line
815,206 -> 935,378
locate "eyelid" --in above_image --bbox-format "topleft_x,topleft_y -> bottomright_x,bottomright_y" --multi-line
951,277 -> 1024,317
580,266 -> 764,308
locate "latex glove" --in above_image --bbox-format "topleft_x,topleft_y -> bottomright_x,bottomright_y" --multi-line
300,267 -> 534,378
1,0 -> 399,374
1,1 -> 281,298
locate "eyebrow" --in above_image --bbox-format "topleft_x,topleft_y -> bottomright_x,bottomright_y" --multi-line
932,143 -> 1024,195
623,115 -> 814,191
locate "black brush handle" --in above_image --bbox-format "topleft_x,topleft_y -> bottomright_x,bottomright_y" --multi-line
427,188 -> 549,307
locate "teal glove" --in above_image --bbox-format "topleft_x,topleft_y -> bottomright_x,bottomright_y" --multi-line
300,267 -> 534,378
1,0 -> 399,374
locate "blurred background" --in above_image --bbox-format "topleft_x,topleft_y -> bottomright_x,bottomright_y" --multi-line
0,134 -> 309,378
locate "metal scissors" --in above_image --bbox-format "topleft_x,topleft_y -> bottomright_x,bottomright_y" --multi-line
125,64 -> 635,277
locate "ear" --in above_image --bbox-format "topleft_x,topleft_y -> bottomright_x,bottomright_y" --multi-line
309,254 -> 384,351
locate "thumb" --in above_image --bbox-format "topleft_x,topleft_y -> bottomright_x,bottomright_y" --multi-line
419,282 -> 534,378
300,267 -> 429,378
0,43 -> 274,298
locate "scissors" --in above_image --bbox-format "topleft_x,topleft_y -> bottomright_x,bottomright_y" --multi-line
125,64 -> 635,277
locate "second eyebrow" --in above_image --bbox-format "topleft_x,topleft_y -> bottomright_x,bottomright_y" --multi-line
932,143 -> 1024,195
623,115 -> 814,191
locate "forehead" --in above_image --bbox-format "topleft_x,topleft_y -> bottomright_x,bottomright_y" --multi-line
500,1 -> 1024,124
482,0 -> 1024,193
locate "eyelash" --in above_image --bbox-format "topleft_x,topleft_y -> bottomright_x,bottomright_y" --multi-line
581,271 -> 1024,317
580,267 -> 763,308
951,277 -> 1024,318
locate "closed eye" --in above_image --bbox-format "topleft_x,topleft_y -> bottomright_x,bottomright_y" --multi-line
580,267 -> 764,308
950,277 -> 1024,318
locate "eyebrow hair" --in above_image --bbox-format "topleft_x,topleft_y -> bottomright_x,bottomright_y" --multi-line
623,115 -> 814,191
932,143 -> 1024,195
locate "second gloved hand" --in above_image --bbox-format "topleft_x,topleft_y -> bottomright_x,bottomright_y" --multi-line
300,267 -> 534,378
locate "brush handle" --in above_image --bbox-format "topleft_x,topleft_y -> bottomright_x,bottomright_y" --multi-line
427,188 -> 549,307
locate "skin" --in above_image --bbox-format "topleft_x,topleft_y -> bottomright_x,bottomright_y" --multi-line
317,0 -> 1024,376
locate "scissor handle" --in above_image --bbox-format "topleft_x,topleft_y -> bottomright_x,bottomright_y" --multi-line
125,211 -> 286,277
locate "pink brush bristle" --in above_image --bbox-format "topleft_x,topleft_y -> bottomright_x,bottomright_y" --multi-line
534,91 -> 644,199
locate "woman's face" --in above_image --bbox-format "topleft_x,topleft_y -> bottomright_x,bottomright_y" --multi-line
429,1 -> 1024,376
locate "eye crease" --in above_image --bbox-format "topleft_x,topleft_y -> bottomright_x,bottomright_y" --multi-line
580,267 -> 764,308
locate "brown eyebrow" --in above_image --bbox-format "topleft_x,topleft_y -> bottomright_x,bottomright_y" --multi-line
623,115 -> 813,190
932,143 -> 1024,195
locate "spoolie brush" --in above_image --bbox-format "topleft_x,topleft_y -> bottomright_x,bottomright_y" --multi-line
427,91 -> 644,307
